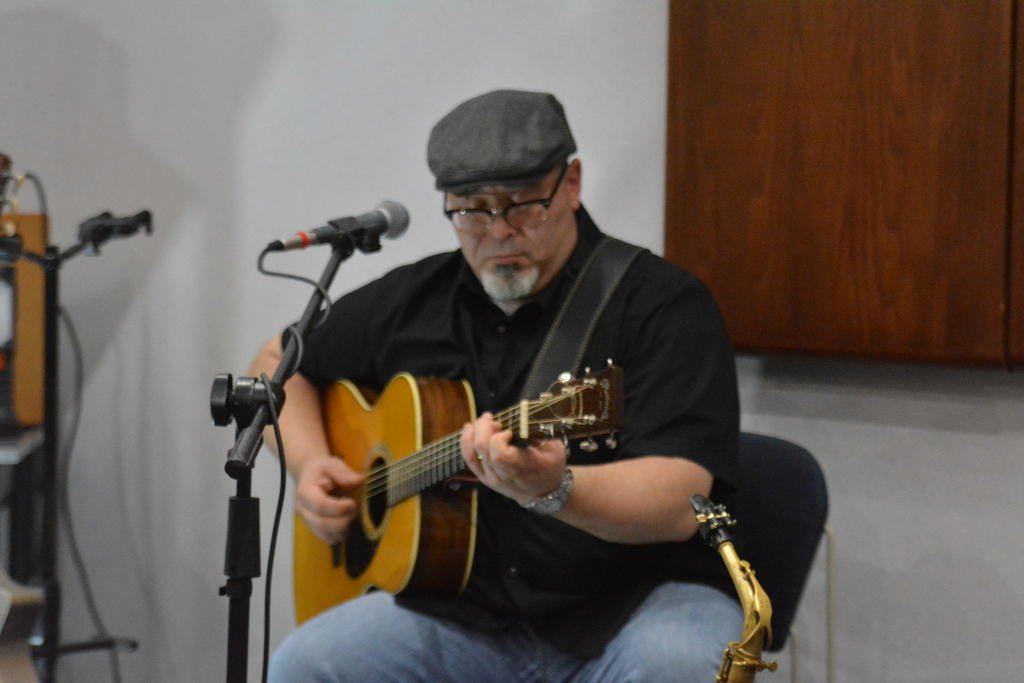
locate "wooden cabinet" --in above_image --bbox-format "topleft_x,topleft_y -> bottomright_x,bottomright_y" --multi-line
1012,0 -> 1024,363
665,1 -> 1023,365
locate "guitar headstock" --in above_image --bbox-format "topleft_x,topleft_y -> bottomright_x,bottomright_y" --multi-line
690,494 -> 736,548
518,363 -> 624,446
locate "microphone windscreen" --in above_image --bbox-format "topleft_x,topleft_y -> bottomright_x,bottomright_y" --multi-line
377,200 -> 410,239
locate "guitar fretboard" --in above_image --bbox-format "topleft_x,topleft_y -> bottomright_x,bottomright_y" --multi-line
363,405 -> 522,506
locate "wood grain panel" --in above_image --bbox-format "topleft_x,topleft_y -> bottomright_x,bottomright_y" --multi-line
666,1 -> 1013,364
1011,1 -> 1024,364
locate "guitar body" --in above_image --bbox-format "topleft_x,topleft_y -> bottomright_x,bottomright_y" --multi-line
293,374 -> 478,624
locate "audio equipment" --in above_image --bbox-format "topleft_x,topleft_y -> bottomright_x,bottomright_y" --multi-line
0,211 -> 46,431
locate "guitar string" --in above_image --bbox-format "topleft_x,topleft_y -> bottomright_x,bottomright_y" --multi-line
359,402 -> 528,499
360,383 -> 595,499
358,391 -> 588,500
360,395 -> 560,491
366,391 -> 583,497
362,403 -> 593,502
359,404 -> 521,501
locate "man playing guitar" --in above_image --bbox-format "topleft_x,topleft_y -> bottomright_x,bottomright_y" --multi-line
249,89 -> 741,682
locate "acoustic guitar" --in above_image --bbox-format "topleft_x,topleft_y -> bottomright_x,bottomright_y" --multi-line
293,365 -> 623,624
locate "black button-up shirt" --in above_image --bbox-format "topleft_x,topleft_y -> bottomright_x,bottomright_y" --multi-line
297,206 -> 739,656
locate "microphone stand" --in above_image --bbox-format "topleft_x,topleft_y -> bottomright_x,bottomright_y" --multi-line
211,222 -> 379,683
14,216 -> 150,682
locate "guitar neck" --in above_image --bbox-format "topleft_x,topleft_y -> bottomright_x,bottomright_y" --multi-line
383,405 -> 520,505
368,365 -> 621,508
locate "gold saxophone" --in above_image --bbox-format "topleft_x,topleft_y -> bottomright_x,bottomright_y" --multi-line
690,494 -> 778,683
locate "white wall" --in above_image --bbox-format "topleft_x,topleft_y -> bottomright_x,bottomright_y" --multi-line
1,3 -> 668,681
2,2 -> 1022,682
741,355 -> 1024,682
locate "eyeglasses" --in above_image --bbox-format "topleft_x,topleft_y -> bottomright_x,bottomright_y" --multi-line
444,165 -> 568,235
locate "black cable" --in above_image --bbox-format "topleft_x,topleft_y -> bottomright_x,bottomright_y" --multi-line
279,324 -> 306,379
21,172 -> 49,215
256,249 -> 332,329
251,242 -> 338,680
57,306 -> 125,683
260,373 -> 288,683
0,171 -> 49,217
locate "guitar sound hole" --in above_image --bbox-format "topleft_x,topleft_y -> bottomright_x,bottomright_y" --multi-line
344,521 -> 374,579
366,458 -> 388,527
344,457 -> 388,579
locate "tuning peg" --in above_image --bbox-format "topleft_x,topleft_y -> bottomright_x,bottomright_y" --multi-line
558,371 -> 573,384
604,433 -> 617,449
579,438 -> 598,453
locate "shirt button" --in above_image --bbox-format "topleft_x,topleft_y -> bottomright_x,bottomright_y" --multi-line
496,323 -> 507,334
506,566 -> 518,579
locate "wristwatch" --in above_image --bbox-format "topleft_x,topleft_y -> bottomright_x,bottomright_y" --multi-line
520,467 -> 574,515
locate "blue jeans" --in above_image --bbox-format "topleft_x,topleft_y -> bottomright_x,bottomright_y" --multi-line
269,582 -> 741,682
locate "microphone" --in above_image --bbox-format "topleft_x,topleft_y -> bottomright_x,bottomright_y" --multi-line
267,200 -> 409,252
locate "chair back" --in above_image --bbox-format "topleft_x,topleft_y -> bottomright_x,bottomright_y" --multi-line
731,432 -> 828,651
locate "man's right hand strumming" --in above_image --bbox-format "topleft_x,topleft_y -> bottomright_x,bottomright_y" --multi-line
294,456 -> 364,545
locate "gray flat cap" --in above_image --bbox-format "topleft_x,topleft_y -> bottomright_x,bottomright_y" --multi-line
428,89 -> 577,194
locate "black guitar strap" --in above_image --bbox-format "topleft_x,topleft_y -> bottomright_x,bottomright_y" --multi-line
520,236 -> 645,399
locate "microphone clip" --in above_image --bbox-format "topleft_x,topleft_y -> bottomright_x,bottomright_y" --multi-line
326,216 -> 381,254
78,210 -> 152,255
